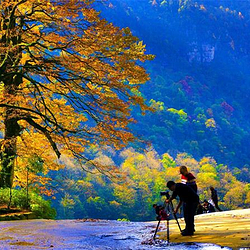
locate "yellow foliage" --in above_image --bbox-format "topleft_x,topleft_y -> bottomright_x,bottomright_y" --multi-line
165,167 -> 179,182
199,164 -> 217,174
149,99 -> 165,111
245,190 -> 250,205
61,194 -> 75,207
199,157 -> 217,168
167,108 -> 187,120
20,53 -> 31,65
197,172 -> 218,189
113,183 -> 136,206
0,0 -> 153,188
110,148 -> 249,213
220,172 -> 237,190
205,118 -> 216,128
175,153 -> 199,174
87,196 -> 104,205
224,183 -> 246,209
109,200 -> 121,207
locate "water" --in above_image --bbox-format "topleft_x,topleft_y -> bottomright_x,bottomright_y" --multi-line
0,219 -> 231,249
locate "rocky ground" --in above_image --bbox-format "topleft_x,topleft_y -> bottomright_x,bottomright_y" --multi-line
0,209 -> 249,249
157,208 -> 250,250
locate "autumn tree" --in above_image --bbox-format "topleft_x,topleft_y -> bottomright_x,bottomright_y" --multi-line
0,0 -> 153,188
111,148 -> 166,219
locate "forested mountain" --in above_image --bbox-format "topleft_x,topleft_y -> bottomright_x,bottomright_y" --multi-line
97,0 -> 250,170
48,0 -> 250,221
1,0 -> 250,221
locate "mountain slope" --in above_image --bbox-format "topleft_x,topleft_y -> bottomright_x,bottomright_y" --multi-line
97,0 -> 250,170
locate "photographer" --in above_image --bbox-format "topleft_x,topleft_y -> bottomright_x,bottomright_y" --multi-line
203,200 -> 215,213
210,186 -> 222,211
166,181 -> 199,236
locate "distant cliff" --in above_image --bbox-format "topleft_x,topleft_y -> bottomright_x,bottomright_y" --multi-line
98,0 -> 250,169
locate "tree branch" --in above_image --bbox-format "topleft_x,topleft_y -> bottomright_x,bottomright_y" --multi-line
23,117 -> 61,158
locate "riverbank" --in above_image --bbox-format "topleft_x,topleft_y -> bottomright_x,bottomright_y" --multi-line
0,206 -> 35,221
157,208 -> 250,250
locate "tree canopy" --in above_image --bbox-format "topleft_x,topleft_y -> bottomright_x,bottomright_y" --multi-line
99,0 -> 250,168
0,0 -> 153,188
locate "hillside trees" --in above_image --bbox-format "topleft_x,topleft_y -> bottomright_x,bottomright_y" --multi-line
112,148 -> 164,219
100,0 -> 250,169
0,0 -> 153,188
51,148 -> 250,220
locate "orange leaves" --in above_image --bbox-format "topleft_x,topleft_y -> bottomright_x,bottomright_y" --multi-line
93,121 -> 135,150
20,52 -> 31,65
0,0 -> 153,189
82,7 -> 100,22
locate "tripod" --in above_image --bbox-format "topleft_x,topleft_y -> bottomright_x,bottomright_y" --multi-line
153,201 -> 170,242
168,200 -> 182,232
165,192 -> 182,233
153,196 -> 182,242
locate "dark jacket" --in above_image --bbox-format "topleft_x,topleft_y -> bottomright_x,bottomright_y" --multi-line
172,183 -> 199,203
211,189 -> 218,202
204,202 -> 215,213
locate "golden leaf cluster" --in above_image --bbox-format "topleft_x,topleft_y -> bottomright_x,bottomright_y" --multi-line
0,0 -> 153,189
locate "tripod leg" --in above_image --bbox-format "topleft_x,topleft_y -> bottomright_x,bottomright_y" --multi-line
170,201 -> 182,232
167,219 -> 170,243
153,219 -> 161,240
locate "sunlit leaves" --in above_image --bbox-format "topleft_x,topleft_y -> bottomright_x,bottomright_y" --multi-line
167,108 -> 188,123
205,118 -> 216,128
149,99 -> 165,112
0,0 -> 153,188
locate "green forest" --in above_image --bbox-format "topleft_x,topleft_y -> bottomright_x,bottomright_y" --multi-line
101,0 -> 250,169
0,0 -> 250,221
51,149 -> 250,221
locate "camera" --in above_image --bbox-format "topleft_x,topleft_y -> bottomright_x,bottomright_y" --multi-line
160,191 -> 170,198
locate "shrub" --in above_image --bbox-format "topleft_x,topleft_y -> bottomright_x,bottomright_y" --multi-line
0,188 -> 56,219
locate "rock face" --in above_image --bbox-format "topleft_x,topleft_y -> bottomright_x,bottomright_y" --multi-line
0,218 -> 231,249
188,42 -> 215,63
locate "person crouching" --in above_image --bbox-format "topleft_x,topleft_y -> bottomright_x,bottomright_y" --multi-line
166,181 -> 199,236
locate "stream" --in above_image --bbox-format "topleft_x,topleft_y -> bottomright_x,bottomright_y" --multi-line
0,219 -> 232,249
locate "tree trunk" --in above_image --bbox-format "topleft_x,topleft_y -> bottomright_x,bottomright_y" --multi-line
0,7 -> 22,188
0,112 -> 20,188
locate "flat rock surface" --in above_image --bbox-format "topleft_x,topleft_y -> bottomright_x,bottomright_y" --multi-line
0,218 -> 230,249
158,208 -> 250,250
